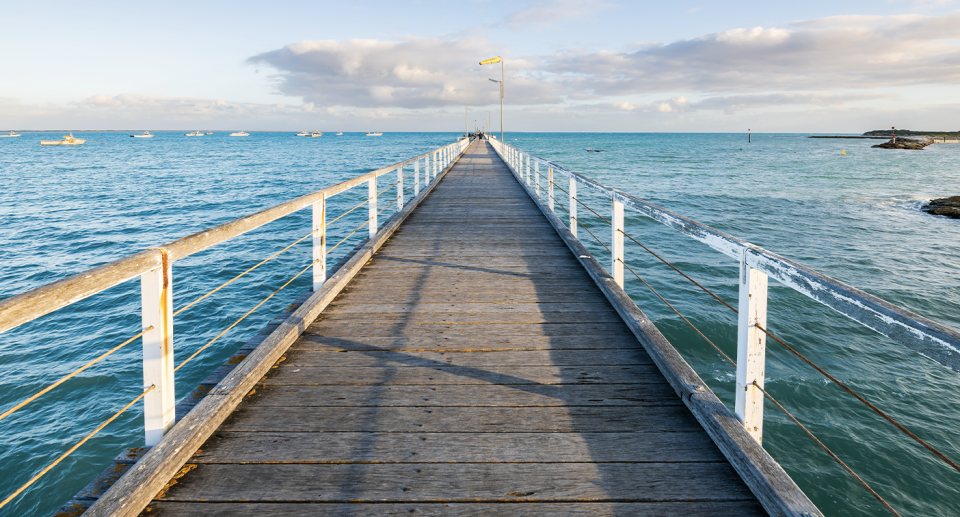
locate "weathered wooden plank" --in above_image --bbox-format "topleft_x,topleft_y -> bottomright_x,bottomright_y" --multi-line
193,431 -> 724,463
156,463 -> 756,502
220,406 -> 703,433
508,143 -> 822,516
305,322 -> 638,337
293,334 -> 643,351
324,302 -> 614,314
245,383 -> 678,407
332,289 -> 610,304
141,501 -> 767,517
261,364 -> 665,385
279,349 -> 654,368
335,277 -> 604,288
313,312 -> 625,325
83,141 -> 469,517
363,259 -> 583,269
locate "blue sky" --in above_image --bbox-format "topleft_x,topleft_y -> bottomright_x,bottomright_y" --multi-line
2,0 -> 959,131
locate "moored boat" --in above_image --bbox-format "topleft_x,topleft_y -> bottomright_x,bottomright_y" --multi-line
310,131 -> 322,138
0,131 -> 21,137
205,131 -> 213,135
365,132 -> 382,136
131,131 -> 154,138
336,131 -> 343,135
41,134 -> 85,146
185,131 -> 204,136
230,131 -> 250,137
296,131 -> 309,136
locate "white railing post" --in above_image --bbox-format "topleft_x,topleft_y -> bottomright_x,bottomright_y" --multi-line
141,250 -> 175,446
414,159 -> 420,197
368,178 -> 378,238
736,251 -> 769,444
569,177 -> 578,238
397,165 -> 404,210
535,161 -> 540,197
612,197 -> 624,287
312,195 -> 326,290
525,155 -> 530,186
432,152 -> 437,179
548,167 -> 554,212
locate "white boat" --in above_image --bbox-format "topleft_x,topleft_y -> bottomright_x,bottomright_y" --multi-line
310,131 -> 322,138
336,132 -> 343,136
205,131 -> 213,135
230,131 -> 249,137
365,132 -> 382,136
296,131 -> 310,136
185,131 -> 204,136
41,133 -> 85,146
131,131 -> 154,138
0,131 -> 20,138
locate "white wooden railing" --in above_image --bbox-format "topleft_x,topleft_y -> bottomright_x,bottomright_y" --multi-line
0,138 -> 469,509
489,137 -> 960,443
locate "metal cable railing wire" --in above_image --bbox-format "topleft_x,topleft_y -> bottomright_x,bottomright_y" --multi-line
531,159 -> 960,476
0,384 -> 156,510
0,327 -> 153,424
754,381 -> 902,517
176,170 -> 430,372
175,259 -> 317,372
617,225 -> 960,475
513,150 -> 908,514
173,229 -> 317,317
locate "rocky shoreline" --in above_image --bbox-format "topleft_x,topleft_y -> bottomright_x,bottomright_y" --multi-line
922,197 -> 960,219
872,139 -> 932,150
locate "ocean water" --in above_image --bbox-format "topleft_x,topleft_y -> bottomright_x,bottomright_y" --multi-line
1,132 -> 958,516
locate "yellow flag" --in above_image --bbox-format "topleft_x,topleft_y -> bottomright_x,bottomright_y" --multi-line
479,56 -> 501,65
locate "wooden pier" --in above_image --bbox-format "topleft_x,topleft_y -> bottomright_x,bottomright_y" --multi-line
77,140 -> 819,516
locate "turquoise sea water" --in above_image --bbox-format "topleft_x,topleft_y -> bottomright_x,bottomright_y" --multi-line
1,132 -> 958,516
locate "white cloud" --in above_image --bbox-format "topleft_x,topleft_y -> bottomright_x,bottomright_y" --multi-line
248,38 -> 561,109
543,13 -> 960,96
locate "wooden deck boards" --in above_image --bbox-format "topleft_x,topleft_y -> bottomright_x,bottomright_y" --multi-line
141,140 -> 765,516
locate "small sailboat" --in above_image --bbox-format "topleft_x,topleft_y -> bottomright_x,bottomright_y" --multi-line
41,133 -> 85,146
131,131 -> 154,138
310,131 -> 322,138
365,132 -> 382,136
296,131 -> 310,136
230,131 -> 250,137
0,131 -> 21,138
185,131 -> 204,136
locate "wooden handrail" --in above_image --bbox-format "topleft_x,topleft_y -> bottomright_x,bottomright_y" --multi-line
493,139 -> 960,375
0,141 -> 464,335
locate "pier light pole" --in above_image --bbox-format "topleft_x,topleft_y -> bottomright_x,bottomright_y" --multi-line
480,56 -> 503,142
484,110 -> 491,139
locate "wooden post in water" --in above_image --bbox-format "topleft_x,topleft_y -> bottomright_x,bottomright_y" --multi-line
748,129 -> 751,143
736,252 -> 768,444
312,195 -> 326,290
140,251 -> 175,446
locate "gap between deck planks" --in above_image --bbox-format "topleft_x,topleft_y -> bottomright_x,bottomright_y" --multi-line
137,139 -> 766,516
